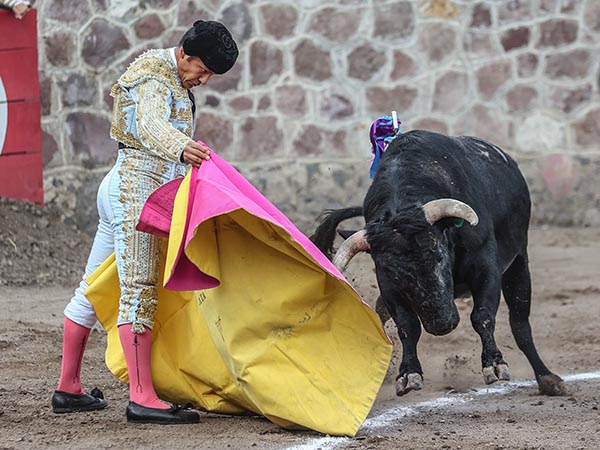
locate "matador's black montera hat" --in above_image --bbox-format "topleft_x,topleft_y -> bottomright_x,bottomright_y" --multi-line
180,20 -> 239,74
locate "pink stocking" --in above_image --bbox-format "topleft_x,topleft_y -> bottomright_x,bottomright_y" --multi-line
56,317 -> 90,394
118,325 -> 169,409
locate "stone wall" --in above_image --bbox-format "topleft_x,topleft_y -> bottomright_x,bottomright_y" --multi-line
38,0 -> 600,235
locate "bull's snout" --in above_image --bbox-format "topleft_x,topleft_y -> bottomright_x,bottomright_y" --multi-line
423,318 -> 459,336
421,309 -> 460,336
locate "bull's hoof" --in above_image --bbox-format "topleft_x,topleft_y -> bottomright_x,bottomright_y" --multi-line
396,373 -> 423,396
537,374 -> 568,396
482,364 -> 511,385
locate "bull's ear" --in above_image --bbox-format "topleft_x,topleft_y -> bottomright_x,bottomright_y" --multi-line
337,228 -> 360,240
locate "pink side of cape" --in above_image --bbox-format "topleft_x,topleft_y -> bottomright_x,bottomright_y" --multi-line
137,149 -> 346,291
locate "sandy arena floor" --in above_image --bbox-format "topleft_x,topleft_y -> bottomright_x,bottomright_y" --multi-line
1,217 -> 599,449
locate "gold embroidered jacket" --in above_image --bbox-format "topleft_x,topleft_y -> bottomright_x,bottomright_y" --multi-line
108,48 -> 193,333
110,48 -> 194,164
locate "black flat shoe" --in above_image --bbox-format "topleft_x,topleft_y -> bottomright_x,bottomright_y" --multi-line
52,388 -> 108,413
126,401 -> 200,424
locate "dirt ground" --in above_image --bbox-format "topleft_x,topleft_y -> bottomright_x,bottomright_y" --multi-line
1,197 -> 599,450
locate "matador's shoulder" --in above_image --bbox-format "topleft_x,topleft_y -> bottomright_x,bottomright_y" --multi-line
111,49 -> 186,100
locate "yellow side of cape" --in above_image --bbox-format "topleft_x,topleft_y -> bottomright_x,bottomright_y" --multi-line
86,172 -> 392,436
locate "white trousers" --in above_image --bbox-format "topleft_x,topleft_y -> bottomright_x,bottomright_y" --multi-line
64,149 -> 186,330
63,164 -> 120,329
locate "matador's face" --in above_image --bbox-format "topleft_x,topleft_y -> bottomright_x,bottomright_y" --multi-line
175,47 -> 214,89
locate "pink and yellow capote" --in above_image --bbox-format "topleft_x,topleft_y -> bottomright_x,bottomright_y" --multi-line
84,148 -> 392,436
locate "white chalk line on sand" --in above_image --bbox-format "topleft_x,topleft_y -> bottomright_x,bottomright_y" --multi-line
284,371 -> 600,450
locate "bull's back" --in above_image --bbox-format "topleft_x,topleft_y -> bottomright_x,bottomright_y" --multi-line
377,130 -> 531,254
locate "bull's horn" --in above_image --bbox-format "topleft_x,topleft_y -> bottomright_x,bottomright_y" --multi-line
332,229 -> 370,271
422,199 -> 479,226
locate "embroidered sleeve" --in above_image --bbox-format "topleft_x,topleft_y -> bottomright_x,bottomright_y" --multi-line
133,79 -> 189,164
0,0 -> 29,7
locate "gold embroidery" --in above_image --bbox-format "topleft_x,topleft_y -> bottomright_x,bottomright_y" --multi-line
111,49 -> 188,101
109,49 -> 191,332
116,148 -> 172,332
110,49 -> 194,164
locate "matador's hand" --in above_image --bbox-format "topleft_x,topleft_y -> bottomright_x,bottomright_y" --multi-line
182,141 -> 211,168
13,3 -> 30,19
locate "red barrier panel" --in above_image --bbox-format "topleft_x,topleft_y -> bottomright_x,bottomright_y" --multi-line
0,152 -> 43,202
0,8 -> 37,50
1,100 -> 42,154
0,8 -> 42,205
0,48 -> 40,101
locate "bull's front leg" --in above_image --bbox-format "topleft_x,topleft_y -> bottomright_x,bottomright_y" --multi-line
381,294 -> 424,396
469,266 -> 511,385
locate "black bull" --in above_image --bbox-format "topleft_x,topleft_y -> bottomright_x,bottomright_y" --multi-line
311,130 -> 567,397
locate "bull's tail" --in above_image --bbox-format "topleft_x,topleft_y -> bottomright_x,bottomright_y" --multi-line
310,207 -> 363,259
